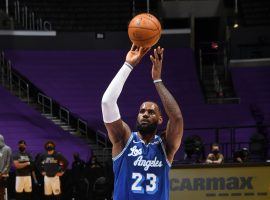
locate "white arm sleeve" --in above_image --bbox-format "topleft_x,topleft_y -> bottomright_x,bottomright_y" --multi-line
101,62 -> 133,123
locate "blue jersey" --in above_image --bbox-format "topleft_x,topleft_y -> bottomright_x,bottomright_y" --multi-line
113,132 -> 171,200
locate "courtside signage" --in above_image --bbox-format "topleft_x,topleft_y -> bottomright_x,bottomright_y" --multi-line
170,166 -> 270,199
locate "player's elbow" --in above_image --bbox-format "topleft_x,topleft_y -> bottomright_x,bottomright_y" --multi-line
175,114 -> 183,122
101,93 -> 110,109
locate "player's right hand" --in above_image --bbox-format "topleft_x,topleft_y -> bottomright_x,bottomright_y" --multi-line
56,172 -> 64,177
126,44 -> 150,67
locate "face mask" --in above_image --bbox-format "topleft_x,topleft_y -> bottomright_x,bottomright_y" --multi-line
212,149 -> 219,155
46,146 -> 55,151
19,146 -> 25,152
136,120 -> 158,135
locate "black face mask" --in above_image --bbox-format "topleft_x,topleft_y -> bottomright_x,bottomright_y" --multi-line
212,149 -> 219,155
19,146 -> 25,152
46,146 -> 55,151
136,120 -> 158,135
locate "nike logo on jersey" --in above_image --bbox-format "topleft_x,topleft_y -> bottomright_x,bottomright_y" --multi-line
132,140 -> 142,144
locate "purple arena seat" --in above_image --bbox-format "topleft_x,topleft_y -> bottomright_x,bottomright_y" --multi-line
0,86 -> 90,166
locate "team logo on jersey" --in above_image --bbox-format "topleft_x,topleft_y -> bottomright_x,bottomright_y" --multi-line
43,157 -> 58,164
128,145 -> 163,171
128,146 -> 142,157
19,155 -> 30,162
134,156 -> 163,171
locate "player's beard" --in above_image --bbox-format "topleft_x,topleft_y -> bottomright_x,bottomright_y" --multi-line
136,120 -> 158,135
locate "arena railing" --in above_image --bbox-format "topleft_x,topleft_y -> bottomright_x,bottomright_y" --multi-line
0,52 -> 30,103
96,130 -> 108,147
13,0 -> 52,30
184,124 -> 270,161
37,93 -> 53,116
0,52 -> 11,87
10,71 -> 30,103
102,147 -> 112,165
77,118 -> 88,137
59,106 -> 70,126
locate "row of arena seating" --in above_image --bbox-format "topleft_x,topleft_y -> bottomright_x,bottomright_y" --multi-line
8,0 -> 132,31
0,85 -> 90,165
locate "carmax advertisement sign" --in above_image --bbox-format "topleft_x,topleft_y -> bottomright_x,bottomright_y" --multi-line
170,166 -> 270,199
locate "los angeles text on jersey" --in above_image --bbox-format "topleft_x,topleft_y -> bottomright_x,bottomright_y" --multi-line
170,176 -> 254,191
128,145 -> 163,171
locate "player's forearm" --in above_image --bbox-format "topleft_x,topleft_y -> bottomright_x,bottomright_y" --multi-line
14,162 -> 30,169
101,62 -> 133,123
15,163 -> 28,169
155,82 -> 183,121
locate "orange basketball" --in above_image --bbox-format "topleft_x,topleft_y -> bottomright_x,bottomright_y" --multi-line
128,13 -> 162,48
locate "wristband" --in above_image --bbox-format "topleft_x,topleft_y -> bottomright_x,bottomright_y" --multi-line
124,62 -> 134,70
153,79 -> 162,83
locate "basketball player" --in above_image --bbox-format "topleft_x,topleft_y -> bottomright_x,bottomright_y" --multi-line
13,140 -> 38,200
101,45 -> 183,199
37,141 -> 68,200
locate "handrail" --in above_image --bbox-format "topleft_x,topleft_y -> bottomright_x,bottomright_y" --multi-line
184,124 -> 270,131
77,119 -> 88,137
102,148 -> 112,164
37,93 -> 52,115
96,130 -> 108,147
59,107 -> 70,125
13,0 -> 52,30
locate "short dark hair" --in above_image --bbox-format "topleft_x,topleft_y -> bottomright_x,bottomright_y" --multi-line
212,143 -> 219,148
18,140 -> 26,145
44,140 -> 56,149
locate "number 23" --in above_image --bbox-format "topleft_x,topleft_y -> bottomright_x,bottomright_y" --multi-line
131,172 -> 158,194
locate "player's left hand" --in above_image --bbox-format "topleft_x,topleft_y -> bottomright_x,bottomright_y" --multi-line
150,46 -> 164,80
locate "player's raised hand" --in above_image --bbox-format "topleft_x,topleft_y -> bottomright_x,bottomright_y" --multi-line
126,44 -> 150,67
150,46 -> 164,80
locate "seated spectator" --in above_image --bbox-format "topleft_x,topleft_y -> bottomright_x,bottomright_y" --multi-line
206,143 -> 224,164
90,155 -> 102,169
183,135 -> 205,164
233,148 -> 249,163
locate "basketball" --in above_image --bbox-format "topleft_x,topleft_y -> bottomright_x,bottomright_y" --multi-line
128,13 -> 162,47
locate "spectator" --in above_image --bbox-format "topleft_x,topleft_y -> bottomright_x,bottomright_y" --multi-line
0,134 -> 12,200
13,140 -> 38,200
37,141 -> 68,200
183,135 -> 205,164
90,155 -> 102,169
206,143 -> 224,164
233,148 -> 249,163
71,153 -> 87,200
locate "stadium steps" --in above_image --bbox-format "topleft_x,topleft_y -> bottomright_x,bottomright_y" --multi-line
0,55 -> 110,165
